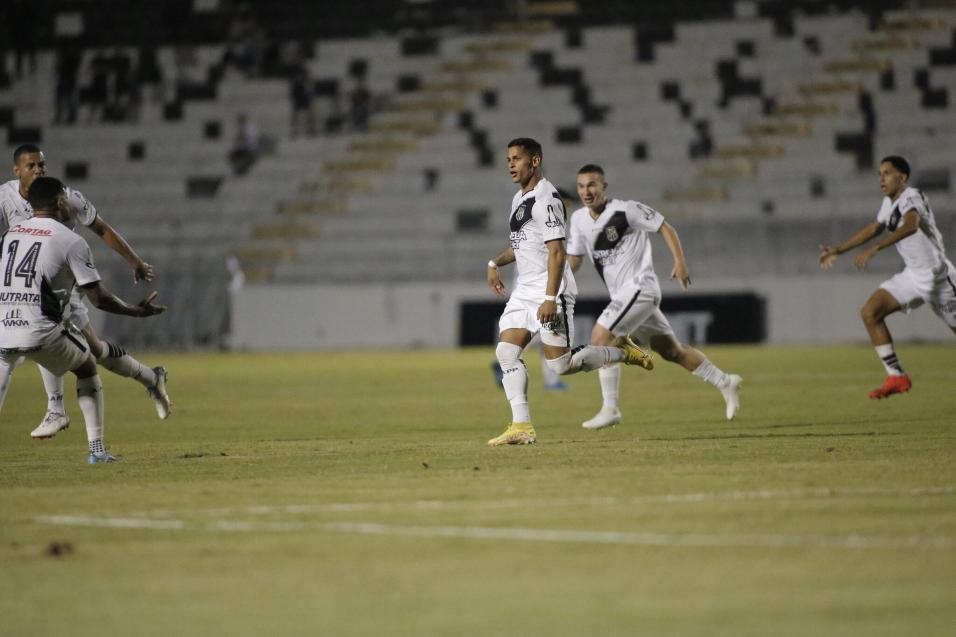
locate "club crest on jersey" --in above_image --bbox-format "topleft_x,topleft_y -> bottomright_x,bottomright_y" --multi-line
515,204 -> 526,221
605,226 -> 619,242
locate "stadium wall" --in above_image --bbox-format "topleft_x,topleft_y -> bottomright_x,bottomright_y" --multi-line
231,276 -> 954,350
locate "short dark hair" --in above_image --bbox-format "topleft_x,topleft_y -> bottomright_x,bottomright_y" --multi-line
507,137 -> 542,158
27,176 -> 65,211
880,155 -> 910,177
577,164 -> 605,176
13,144 -> 42,163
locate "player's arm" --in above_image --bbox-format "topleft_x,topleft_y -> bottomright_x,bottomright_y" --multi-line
88,215 -> 154,283
658,221 -> 691,291
567,254 -> 584,273
537,239 -> 565,325
80,282 -> 166,317
818,221 -> 884,269
486,247 -> 515,297
852,210 -> 919,270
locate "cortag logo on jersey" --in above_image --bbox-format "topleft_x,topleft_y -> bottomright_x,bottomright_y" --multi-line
8,225 -> 52,236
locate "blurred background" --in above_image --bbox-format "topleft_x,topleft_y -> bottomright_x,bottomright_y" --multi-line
1,0 -> 954,350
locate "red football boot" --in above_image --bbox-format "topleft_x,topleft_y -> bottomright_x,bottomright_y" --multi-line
868,374 -> 912,399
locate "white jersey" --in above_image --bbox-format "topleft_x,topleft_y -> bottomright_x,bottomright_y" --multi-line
508,177 -> 577,301
0,179 -> 98,234
876,187 -> 951,279
567,198 -> 666,299
0,217 -> 101,351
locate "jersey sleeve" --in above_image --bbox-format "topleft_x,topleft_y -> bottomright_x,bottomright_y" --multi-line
533,195 -> 566,243
66,237 -> 102,287
566,212 -> 586,256
625,200 -> 665,232
66,188 -> 98,227
897,189 -> 929,218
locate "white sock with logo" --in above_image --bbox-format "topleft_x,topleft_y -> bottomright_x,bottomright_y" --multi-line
497,342 -> 530,423
692,359 -> 729,388
875,343 -> 905,376
39,366 -> 66,414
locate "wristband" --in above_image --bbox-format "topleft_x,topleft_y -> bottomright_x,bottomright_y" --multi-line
543,294 -> 556,302
488,260 -> 498,269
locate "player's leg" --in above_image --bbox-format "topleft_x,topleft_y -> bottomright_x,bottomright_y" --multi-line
72,356 -> 117,464
861,282 -> 911,398
74,313 -> 171,419
536,334 -> 567,390
0,354 -> 16,413
577,294 -> 656,430
488,325 -> 535,446
36,365 -> 70,433
647,329 -> 742,420
542,296 -> 648,376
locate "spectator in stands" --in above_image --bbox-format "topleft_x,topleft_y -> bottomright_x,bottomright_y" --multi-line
137,44 -> 164,104
348,79 -> 371,131
82,51 -> 111,123
228,113 -> 261,176
289,66 -> 316,138
107,49 -> 134,122
53,44 -> 81,125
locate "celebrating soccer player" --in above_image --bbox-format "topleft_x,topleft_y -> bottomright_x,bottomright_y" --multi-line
819,155 -> 956,398
484,139 -> 653,446
566,164 -> 742,429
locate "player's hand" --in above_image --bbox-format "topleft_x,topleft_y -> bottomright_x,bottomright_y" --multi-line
537,300 -> 558,326
852,246 -> 877,271
818,245 -> 839,269
487,265 -> 506,297
670,261 -> 691,291
133,260 -> 154,283
137,291 -> 167,317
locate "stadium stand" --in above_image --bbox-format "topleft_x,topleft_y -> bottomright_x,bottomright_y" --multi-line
1,0 -> 954,346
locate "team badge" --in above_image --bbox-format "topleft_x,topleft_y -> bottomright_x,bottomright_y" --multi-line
605,226 -> 619,242
515,205 -> 526,221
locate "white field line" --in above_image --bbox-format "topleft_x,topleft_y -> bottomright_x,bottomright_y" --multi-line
122,484 -> 956,520
33,515 -> 954,550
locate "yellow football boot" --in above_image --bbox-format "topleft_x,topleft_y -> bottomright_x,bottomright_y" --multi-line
487,422 -> 536,446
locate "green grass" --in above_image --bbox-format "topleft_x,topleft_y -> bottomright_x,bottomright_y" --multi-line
1,345 -> 954,637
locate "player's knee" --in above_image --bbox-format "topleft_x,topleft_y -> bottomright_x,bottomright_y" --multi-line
546,352 -> 572,376
495,342 -> 523,366
860,304 -> 880,326
657,342 -> 682,362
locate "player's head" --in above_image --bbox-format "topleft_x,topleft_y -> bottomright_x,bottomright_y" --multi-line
13,144 -> 46,193
879,155 -> 910,197
506,137 -> 543,187
27,176 -> 67,220
576,164 -> 608,211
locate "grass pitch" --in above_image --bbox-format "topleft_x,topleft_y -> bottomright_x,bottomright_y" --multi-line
1,344 -> 954,637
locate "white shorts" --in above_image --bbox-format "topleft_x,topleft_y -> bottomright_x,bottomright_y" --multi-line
597,289 -> 676,341
2,329 -> 91,377
498,294 -> 575,348
880,266 -> 956,328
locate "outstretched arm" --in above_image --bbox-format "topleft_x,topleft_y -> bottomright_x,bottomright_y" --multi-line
81,283 -> 166,317
658,222 -> 691,290
819,220 -> 884,269
852,210 -> 919,270
88,216 -> 154,283
487,247 -> 515,297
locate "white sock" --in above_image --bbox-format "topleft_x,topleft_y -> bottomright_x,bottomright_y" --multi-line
875,343 -> 905,376
692,359 -> 729,388
539,349 -> 561,386
567,345 -> 623,374
98,342 -> 156,388
497,343 -> 530,423
76,375 -> 105,449
599,364 -> 620,409
0,358 -> 14,412
39,366 -> 66,414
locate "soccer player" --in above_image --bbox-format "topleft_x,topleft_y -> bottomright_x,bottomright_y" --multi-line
0,144 -> 170,439
0,177 -> 166,463
819,155 -> 956,398
485,139 -> 653,446
566,164 -> 742,429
